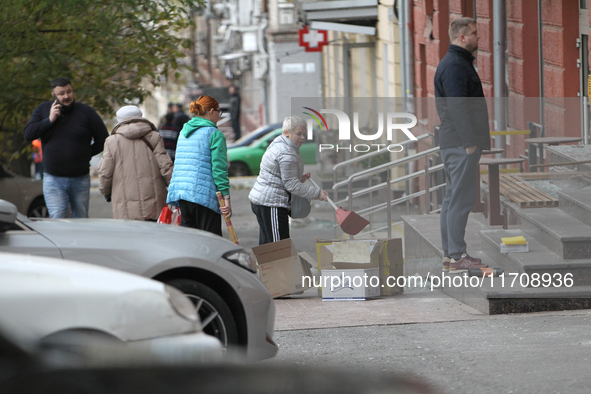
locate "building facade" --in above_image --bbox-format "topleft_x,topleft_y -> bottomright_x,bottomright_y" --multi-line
411,0 -> 590,164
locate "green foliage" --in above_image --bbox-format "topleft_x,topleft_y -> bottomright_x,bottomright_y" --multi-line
0,0 -> 203,165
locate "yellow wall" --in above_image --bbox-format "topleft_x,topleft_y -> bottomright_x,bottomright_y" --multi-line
319,7 -> 406,184
376,0 -> 401,98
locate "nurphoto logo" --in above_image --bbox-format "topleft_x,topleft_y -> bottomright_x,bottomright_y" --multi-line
302,107 -> 418,153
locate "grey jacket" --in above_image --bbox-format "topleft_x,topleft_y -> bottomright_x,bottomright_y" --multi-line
249,134 -> 320,209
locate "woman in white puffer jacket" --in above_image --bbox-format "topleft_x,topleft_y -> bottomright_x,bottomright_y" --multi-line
249,116 -> 328,245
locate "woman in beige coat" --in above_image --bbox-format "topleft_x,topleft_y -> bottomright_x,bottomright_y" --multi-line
99,106 -> 173,220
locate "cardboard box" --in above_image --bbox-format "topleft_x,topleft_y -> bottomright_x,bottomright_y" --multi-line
316,238 -> 404,296
321,268 -> 380,300
331,240 -> 382,269
380,238 -> 404,296
253,239 -> 312,298
298,251 -> 318,271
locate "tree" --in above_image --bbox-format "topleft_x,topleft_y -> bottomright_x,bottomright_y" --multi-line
0,0 -> 203,172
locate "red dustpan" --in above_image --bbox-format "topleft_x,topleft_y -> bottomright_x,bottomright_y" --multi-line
309,179 -> 370,235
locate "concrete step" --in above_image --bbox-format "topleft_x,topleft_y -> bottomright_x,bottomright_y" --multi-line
437,253 -> 504,314
439,272 -> 591,315
547,145 -> 591,172
403,213 -> 498,279
513,207 -> 591,259
485,285 -> 591,314
403,213 -> 591,314
480,229 -> 591,286
559,186 -> 591,227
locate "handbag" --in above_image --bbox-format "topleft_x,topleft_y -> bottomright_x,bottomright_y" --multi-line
290,194 -> 311,219
158,205 -> 181,225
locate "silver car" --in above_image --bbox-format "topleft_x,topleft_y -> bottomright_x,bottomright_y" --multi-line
0,199 -> 277,362
0,165 -> 48,217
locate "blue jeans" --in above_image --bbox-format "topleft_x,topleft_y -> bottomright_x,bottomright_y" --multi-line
43,174 -> 90,218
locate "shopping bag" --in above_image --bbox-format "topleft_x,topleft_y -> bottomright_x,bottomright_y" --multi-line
158,205 -> 181,225
290,195 -> 311,218
157,206 -> 172,224
171,206 -> 181,225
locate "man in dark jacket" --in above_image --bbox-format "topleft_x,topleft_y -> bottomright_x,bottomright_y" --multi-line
229,86 -> 241,140
23,77 -> 108,218
434,17 -> 491,273
158,112 -> 181,161
173,103 -> 190,130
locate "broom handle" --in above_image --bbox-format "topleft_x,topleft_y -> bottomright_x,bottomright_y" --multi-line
216,192 -> 239,244
308,178 -> 339,211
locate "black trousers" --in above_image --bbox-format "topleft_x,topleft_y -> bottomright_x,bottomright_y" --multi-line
179,200 -> 222,237
251,203 -> 290,245
231,119 -> 241,140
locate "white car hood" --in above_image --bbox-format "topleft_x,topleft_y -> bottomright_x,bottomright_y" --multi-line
0,253 -> 196,345
0,253 -> 164,292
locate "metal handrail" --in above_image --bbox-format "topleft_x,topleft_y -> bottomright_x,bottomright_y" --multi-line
353,178 -> 445,216
330,134 -> 432,235
333,147 -> 440,194
336,163 -> 445,204
330,146 -> 443,238
332,133 -> 432,186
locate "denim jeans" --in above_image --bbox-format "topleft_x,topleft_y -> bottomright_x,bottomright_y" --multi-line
43,174 -> 90,218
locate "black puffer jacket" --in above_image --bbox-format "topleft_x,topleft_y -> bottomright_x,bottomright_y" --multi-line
434,45 -> 491,151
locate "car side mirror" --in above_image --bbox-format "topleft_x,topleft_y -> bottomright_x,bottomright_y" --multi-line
0,200 -> 17,232
259,141 -> 269,149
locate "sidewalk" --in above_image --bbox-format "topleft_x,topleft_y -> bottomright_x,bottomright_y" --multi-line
273,290 -> 487,331
228,171 -> 471,332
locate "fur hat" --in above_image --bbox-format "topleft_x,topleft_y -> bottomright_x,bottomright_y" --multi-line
116,105 -> 143,122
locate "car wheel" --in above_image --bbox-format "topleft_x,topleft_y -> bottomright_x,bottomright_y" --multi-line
27,197 -> 49,218
228,162 -> 250,177
165,279 -> 238,347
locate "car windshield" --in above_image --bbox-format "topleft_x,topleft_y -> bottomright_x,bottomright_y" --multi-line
229,123 -> 282,147
232,125 -> 269,145
251,130 -> 281,147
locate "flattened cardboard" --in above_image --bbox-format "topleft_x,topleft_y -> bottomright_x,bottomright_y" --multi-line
253,239 -> 312,298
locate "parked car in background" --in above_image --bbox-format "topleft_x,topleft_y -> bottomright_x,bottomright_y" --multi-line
227,129 -> 317,177
228,122 -> 282,149
0,165 -> 47,217
0,252 -> 223,364
0,199 -> 277,362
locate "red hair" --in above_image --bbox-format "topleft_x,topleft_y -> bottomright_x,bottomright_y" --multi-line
189,96 -> 219,116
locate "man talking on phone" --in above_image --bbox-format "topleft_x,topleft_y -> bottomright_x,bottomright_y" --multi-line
24,77 -> 108,218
